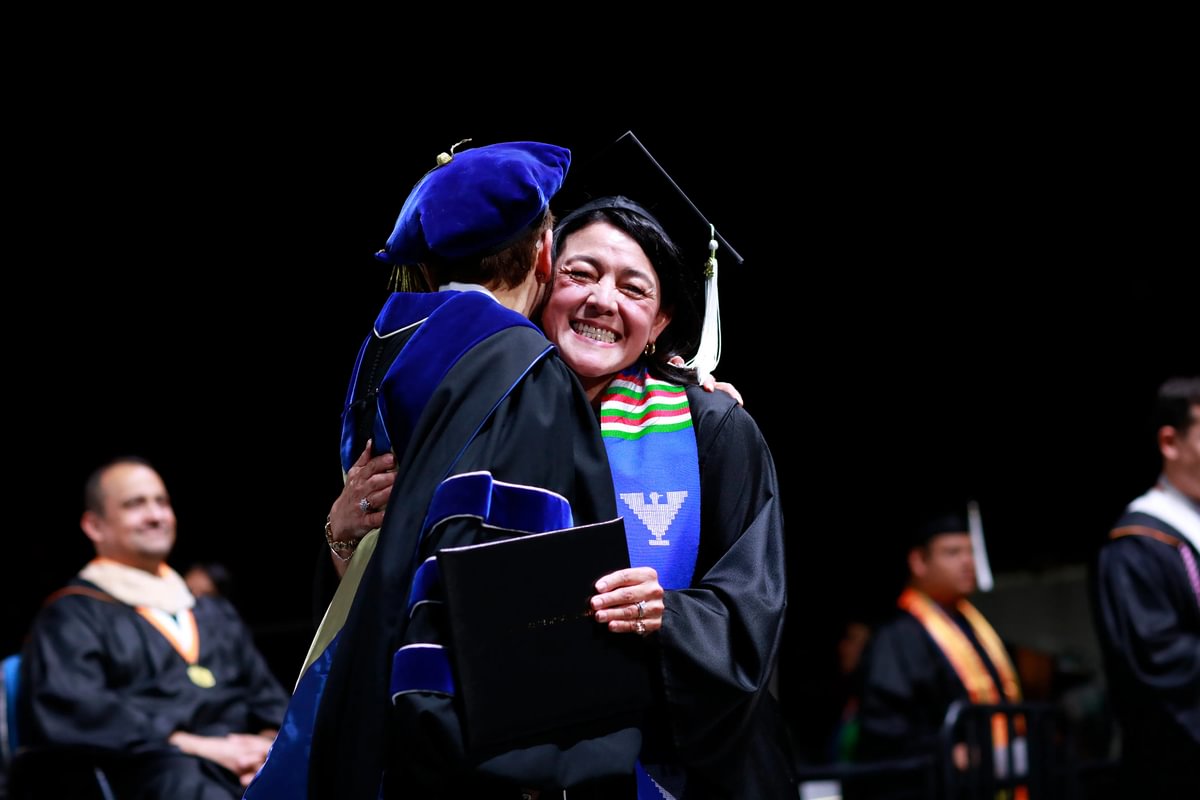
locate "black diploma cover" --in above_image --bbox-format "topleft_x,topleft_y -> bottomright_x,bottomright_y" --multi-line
437,517 -> 651,754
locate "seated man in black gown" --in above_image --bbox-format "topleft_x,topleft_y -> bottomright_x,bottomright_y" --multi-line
18,457 -> 288,799
247,141 -> 640,800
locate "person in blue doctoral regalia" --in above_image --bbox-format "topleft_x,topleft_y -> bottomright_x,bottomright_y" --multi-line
245,140 -> 643,800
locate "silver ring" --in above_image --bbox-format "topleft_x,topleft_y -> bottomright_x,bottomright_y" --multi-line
637,600 -> 646,620
634,620 -> 646,635
359,497 -> 372,514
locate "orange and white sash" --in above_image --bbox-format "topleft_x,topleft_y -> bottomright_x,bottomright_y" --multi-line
75,558 -> 213,687
899,588 -> 1020,705
899,589 -> 1026,798
137,606 -> 200,664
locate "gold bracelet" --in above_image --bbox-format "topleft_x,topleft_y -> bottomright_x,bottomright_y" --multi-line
325,516 -> 357,562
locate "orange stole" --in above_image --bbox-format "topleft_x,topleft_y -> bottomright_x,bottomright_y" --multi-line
898,588 -> 1021,705
136,607 -> 200,664
44,571 -> 207,681
899,589 -> 1027,799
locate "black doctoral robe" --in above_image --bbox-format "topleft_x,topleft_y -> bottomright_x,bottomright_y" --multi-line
308,291 -> 628,800
1093,509 -> 1200,797
19,582 -> 288,799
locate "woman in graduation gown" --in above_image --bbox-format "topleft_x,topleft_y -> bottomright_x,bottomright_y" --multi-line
540,196 -> 793,799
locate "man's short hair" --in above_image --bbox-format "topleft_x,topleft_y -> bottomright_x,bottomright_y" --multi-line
1153,376 -> 1200,434
83,455 -> 156,514
428,208 -> 553,290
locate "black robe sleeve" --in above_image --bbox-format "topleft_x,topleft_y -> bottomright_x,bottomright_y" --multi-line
1093,533 -> 1200,788
646,388 -> 793,796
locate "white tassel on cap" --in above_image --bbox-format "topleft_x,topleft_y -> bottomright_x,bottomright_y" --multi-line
968,499 -> 995,592
685,225 -> 722,381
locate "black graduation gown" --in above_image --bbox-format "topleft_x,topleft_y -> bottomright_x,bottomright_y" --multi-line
19,581 -> 288,799
1092,510 -> 1200,797
638,387 -> 794,800
856,607 -> 1010,762
309,293 -> 625,800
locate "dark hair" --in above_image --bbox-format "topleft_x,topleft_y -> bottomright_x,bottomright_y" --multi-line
187,561 -> 235,601
427,209 -> 554,291
1153,376 -> 1200,435
552,204 -> 702,385
911,510 -> 970,548
83,455 -> 157,515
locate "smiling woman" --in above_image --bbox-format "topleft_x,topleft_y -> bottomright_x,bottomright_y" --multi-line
543,213 -> 674,401
530,134 -> 795,795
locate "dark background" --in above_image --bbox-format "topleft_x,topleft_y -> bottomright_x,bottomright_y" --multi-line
4,80 -> 1195,753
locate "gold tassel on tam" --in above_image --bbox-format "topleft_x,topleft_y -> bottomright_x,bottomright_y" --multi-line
435,138 -> 473,167
387,263 -> 434,293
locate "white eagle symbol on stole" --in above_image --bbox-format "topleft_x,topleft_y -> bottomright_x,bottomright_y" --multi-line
620,491 -> 688,546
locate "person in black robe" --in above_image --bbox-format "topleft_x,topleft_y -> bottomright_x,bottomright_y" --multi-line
247,141 -> 642,800
854,510 -> 1021,798
317,135 -> 794,799
514,137 -> 794,799
624,382 -> 792,800
1092,376 -> 1200,798
18,457 -> 288,800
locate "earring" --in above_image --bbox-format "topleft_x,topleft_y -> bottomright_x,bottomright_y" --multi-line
643,341 -> 656,356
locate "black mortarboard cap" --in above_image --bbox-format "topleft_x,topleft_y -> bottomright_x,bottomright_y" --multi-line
911,508 -> 971,548
552,132 -> 741,377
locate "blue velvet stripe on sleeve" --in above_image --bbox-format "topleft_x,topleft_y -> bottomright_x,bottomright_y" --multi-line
421,471 -> 573,541
406,557 -> 441,617
389,471 -> 576,700
389,644 -> 456,700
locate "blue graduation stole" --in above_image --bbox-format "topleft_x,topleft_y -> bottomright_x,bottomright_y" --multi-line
599,365 -> 700,591
602,365 -> 701,800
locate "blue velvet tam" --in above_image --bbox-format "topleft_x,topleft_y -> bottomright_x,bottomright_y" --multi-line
376,141 -> 571,265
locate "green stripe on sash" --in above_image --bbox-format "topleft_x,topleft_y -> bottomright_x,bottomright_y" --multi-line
602,419 -> 695,439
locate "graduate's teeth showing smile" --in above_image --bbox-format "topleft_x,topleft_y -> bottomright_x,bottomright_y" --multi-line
571,322 -> 616,344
